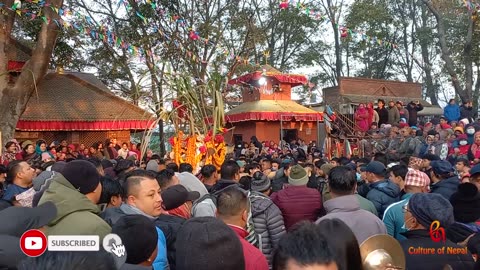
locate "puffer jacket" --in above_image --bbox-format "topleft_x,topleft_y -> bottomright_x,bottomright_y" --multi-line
430,176 -> 459,201
271,185 -> 323,230
249,191 -> 286,268
365,179 -> 401,219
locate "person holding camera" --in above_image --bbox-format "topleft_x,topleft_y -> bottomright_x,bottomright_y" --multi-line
407,100 -> 424,127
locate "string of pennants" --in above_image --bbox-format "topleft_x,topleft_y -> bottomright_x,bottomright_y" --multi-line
0,0 -> 261,68
115,0 -> 266,67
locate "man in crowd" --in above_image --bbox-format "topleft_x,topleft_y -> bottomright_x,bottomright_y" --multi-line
387,100 -> 400,125
401,193 -> 474,269
376,99 -> 389,126
216,187 -> 269,270
156,169 -> 180,190
199,164 -> 218,193
444,98 -> 461,123
2,161 -> 35,202
271,165 -> 322,230
359,161 -> 401,218
383,169 -> 430,240
101,170 -> 168,270
38,160 -> 111,238
429,160 -> 460,200
273,222 -> 338,270
192,160 -> 242,217
406,100 -> 423,127
175,217 -> 245,270
249,172 -> 286,267
316,166 -> 386,243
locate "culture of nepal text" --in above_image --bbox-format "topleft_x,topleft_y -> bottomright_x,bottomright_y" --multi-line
408,246 -> 468,255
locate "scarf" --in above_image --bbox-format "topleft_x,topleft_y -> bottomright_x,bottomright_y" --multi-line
120,203 -> 157,220
1,139 -> 21,164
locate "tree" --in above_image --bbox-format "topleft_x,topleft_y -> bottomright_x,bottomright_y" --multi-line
0,0 -> 64,144
422,0 -> 475,102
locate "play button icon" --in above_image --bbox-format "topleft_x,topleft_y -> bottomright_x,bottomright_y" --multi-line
20,229 -> 47,257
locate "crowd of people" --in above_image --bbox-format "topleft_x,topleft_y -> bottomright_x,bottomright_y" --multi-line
0,98 -> 480,269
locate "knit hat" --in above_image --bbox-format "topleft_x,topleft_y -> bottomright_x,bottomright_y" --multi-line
450,183 -> 480,223
176,217 -> 245,270
404,170 -> 430,187
288,165 -> 309,186
320,164 -> 334,176
146,160 -> 159,172
409,193 -> 454,228
62,160 -> 101,194
51,161 -> 66,174
251,172 -> 271,192
112,215 -> 157,265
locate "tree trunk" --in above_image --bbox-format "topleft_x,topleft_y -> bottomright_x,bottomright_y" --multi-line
422,0 -> 469,101
0,0 -> 63,144
417,4 -> 438,105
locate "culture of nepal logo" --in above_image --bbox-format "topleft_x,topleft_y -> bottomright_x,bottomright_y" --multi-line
407,221 -> 468,255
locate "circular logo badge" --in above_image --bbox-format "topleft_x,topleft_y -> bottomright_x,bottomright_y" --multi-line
20,229 -> 48,257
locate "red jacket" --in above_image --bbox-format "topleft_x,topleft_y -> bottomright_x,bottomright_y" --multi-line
228,225 -> 269,270
271,185 -> 323,230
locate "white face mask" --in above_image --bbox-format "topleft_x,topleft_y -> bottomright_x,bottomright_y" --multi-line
401,216 -> 415,231
460,140 -> 468,146
467,129 -> 475,135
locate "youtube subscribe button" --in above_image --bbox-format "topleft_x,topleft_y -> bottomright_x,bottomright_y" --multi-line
20,229 -> 48,257
48,235 -> 100,251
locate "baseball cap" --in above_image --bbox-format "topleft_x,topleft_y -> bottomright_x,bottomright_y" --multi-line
361,161 -> 386,175
430,160 -> 454,176
470,164 -> 480,176
404,169 -> 430,187
162,185 -> 200,211
0,201 -> 57,237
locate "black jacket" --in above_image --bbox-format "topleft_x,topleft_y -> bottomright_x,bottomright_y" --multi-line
406,103 -> 423,126
365,179 -> 401,219
460,105 -> 475,122
430,176 -> 459,201
271,168 -> 288,193
154,215 -> 185,270
375,107 -> 389,126
400,229 -> 475,270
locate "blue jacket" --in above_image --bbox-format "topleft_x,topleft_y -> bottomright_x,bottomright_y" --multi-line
366,180 -> 401,219
430,176 -> 459,201
382,193 -> 413,241
100,207 -> 169,270
153,227 -> 168,270
444,104 -> 460,122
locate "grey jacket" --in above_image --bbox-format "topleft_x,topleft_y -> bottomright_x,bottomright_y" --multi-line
249,191 -> 286,268
316,195 -> 387,244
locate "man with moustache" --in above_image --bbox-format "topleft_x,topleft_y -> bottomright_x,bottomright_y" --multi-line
101,170 -> 168,270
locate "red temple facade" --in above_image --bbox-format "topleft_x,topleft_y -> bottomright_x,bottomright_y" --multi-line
225,65 -> 323,145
